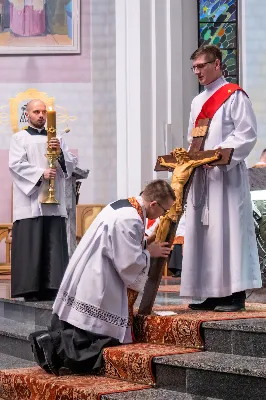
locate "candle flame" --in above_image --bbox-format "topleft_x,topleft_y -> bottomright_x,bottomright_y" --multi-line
48,106 -> 53,111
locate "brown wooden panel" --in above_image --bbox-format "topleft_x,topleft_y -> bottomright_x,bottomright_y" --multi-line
197,118 -> 209,126
189,148 -> 234,165
189,137 -> 206,152
138,217 -> 180,315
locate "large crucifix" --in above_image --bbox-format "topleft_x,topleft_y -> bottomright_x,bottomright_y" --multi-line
138,118 -> 234,315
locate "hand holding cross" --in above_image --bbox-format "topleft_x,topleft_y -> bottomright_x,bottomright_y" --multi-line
138,118 -> 234,315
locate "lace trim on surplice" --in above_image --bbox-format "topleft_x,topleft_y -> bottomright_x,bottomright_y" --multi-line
59,290 -> 129,328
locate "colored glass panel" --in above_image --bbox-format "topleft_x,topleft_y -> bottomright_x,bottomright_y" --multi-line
222,49 -> 237,77
199,0 -> 236,23
198,0 -> 239,89
225,76 -> 238,84
199,22 -> 237,48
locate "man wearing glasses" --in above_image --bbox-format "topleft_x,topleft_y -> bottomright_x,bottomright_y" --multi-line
180,44 -> 261,311
29,179 -> 174,375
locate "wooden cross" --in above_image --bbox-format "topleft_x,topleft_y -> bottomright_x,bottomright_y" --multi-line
138,118 -> 234,315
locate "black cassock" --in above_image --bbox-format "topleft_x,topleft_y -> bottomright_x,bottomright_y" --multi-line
168,244 -> 183,277
11,216 -> 69,300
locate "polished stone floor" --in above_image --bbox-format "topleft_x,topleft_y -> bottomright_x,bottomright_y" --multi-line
0,275 -> 10,300
1,274 -> 266,306
0,274 -> 189,307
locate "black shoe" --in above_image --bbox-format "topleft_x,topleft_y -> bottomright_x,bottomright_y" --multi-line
188,297 -> 222,311
24,296 -> 40,302
29,332 -> 61,375
29,330 -> 50,372
214,291 -> 246,312
172,270 -> 181,278
214,303 -> 245,312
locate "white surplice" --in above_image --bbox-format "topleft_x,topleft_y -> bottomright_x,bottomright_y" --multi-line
9,129 -> 77,222
176,213 -> 186,237
180,76 -> 262,298
53,196 -> 150,343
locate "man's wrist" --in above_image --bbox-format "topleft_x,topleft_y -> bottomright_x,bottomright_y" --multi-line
36,173 -> 44,187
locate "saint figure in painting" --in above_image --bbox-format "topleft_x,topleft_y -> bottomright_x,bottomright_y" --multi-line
9,0 -> 46,37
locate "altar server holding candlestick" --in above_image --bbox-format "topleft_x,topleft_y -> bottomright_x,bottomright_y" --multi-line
9,99 -> 77,301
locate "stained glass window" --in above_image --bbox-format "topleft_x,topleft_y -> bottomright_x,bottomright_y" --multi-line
197,0 -> 238,87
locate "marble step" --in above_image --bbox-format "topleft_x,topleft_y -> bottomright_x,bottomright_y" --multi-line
2,298 -> 266,359
2,298 -> 266,353
102,389 -> 222,400
1,316 -> 265,400
202,318 -> 266,357
0,352 -> 36,370
0,298 -> 52,327
0,316 -> 42,361
154,351 -> 266,400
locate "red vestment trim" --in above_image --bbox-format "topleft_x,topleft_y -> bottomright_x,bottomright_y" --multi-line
146,219 -> 156,229
128,197 -> 145,225
195,83 -> 247,127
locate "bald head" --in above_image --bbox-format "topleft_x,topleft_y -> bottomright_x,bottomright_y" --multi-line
26,99 -> 46,112
25,99 -> 47,129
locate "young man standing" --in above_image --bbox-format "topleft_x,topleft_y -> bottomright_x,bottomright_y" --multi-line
180,45 -> 262,311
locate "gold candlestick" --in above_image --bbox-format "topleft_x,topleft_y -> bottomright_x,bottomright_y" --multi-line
47,108 -> 56,141
41,107 -> 60,205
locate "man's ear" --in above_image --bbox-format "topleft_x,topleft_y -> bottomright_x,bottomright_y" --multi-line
215,59 -> 221,71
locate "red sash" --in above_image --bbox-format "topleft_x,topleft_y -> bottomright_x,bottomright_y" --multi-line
195,83 -> 247,127
146,218 -> 156,229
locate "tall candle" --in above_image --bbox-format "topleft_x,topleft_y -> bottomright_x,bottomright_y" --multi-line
47,108 -> 56,142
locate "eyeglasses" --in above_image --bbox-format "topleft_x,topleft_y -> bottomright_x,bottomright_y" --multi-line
191,60 -> 215,72
157,201 -> 169,215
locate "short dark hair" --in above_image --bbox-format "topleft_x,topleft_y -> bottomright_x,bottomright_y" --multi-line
142,179 -> 175,203
190,45 -> 222,65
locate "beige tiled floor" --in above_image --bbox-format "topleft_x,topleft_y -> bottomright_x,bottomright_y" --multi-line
0,32 -> 10,45
0,32 -> 72,47
0,276 -> 10,299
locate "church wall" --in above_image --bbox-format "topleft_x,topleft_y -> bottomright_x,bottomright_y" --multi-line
90,0 -> 117,204
0,5 -> 91,84
0,0 -> 117,261
116,0 -> 198,196
242,0 -> 266,166
180,0 -> 199,148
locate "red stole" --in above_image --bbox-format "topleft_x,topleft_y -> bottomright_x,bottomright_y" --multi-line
146,218 -> 156,229
195,83 -> 247,127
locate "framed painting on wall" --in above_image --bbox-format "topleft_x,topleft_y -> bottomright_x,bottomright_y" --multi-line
0,0 -> 80,54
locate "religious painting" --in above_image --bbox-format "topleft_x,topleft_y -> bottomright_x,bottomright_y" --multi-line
0,0 -> 80,54
197,0 -> 239,88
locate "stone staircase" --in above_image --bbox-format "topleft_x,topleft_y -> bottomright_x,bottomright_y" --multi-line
1,298 -> 266,399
